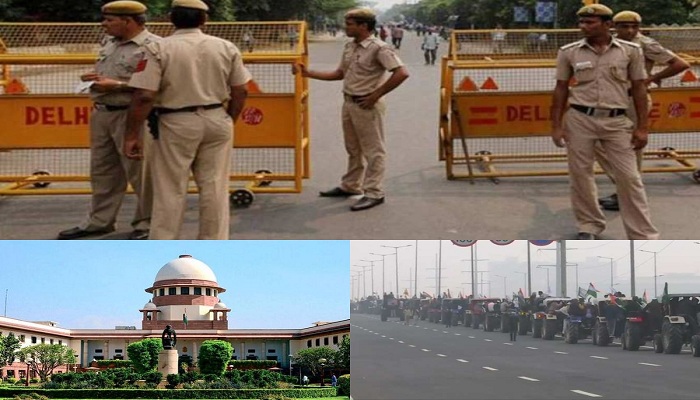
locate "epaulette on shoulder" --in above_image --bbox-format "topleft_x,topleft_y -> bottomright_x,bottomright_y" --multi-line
143,41 -> 161,60
617,38 -> 641,48
560,40 -> 583,51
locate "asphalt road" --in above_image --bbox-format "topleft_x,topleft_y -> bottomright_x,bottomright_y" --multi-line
2,33 -> 700,239
351,313 -> 700,400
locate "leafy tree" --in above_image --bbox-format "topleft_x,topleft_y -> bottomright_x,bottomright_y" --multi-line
126,338 -> 163,373
0,332 -> 22,368
198,340 -> 233,376
17,344 -> 75,381
294,346 -> 337,378
335,335 -> 349,369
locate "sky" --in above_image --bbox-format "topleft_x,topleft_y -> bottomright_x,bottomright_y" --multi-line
0,241 -> 349,330
351,240 -> 700,301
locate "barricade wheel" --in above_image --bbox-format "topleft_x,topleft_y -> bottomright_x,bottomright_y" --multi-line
230,189 -> 255,208
32,170 -> 51,188
255,169 -> 273,187
692,170 -> 700,184
659,146 -> 675,158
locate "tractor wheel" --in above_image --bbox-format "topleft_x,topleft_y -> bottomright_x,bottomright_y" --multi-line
464,315 -> 472,328
532,319 -> 543,339
501,316 -> 509,333
626,323 -> 642,351
518,315 -> 528,335
543,319 -> 556,340
381,310 -> 388,322
596,322 -> 609,347
472,315 -> 480,329
485,315 -> 494,332
565,322 -> 578,344
621,330 -> 628,350
662,322 -> 683,354
691,335 -> 700,357
653,333 -> 664,353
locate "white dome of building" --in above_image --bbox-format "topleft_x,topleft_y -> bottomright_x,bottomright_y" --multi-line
154,255 -> 218,283
214,300 -> 229,309
143,301 -> 157,310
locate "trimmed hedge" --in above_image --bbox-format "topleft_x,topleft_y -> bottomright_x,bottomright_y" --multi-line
95,360 -> 133,368
337,374 -> 350,396
0,387 -> 337,399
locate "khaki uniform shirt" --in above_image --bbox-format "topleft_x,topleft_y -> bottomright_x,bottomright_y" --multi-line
128,28 -> 252,109
556,37 -> 646,109
339,36 -> 404,96
92,29 -> 161,106
633,33 -> 676,75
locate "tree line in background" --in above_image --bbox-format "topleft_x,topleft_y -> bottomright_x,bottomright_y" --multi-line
382,0 -> 699,29
0,0 -> 359,23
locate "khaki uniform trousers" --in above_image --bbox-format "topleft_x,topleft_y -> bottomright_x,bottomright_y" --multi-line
340,99 -> 387,199
150,108 -> 232,240
594,95 -> 652,181
85,109 -> 152,231
564,109 -> 659,239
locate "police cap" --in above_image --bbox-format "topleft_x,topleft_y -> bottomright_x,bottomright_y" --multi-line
171,0 -> 209,11
101,1 -> 147,15
613,11 -> 642,23
344,8 -> 376,22
576,4 -> 613,18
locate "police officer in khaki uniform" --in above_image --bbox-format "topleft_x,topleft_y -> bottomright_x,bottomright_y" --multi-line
596,11 -> 690,211
298,8 -> 409,211
58,0 -> 158,240
124,0 -> 251,239
551,4 -> 659,240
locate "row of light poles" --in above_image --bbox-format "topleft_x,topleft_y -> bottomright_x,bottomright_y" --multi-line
353,244 -> 414,298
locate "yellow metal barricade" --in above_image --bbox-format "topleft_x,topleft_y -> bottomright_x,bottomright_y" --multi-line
0,22 -> 310,207
440,28 -> 700,182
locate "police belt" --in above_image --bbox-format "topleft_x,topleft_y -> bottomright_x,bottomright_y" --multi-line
570,104 -> 626,118
94,103 -> 129,112
343,93 -> 371,104
156,103 -> 223,115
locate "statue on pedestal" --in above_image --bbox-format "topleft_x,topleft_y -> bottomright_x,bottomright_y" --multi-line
161,325 -> 177,350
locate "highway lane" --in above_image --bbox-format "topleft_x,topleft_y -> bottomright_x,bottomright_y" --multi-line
351,313 -> 700,399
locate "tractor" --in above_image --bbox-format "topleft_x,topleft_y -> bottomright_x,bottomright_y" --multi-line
653,294 -> 700,356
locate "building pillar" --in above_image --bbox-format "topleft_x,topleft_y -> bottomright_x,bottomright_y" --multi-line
262,341 -> 266,361
82,340 -> 89,367
104,341 -> 110,360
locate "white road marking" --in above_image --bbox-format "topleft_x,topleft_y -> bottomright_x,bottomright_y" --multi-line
424,328 -> 428,330
571,389 -> 602,398
389,338 -> 394,340
526,347 -> 538,350
590,356 -> 608,360
455,333 -> 462,336
468,336 -> 476,339
641,346 -> 654,349
368,331 -> 373,333
457,359 -> 469,363
421,349 -> 430,352
443,331 -> 449,334
484,339 -> 493,342
639,362 -> 661,367
409,345 -> 416,348
518,376 -> 540,382
374,333 -> 379,335
503,343 -> 514,346
433,329 -> 438,332
437,354 -> 447,357
482,367 -> 498,371
398,341 -> 404,344
381,335 -> 386,338
554,351 -> 568,355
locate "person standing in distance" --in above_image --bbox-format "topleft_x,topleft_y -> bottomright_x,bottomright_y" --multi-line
297,8 -> 409,211
550,4 -> 658,240
123,0 -> 251,239
58,0 -> 158,240
596,10 -> 690,211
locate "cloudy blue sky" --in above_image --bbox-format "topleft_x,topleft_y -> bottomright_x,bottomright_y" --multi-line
0,241 -> 349,329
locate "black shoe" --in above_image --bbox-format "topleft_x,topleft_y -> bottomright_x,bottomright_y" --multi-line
57,226 -> 114,240
350,196 -> 385,211
128,229 -> 149,240
576,232 -> 596,240
599,193 -> 620,211
319,187 -> 359,197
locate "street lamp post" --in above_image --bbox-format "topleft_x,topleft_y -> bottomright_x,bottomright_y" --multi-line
381,244 -> 413,296
353,265 -> 370,298
494,274 -> 507,298
360,259 -> 381,295
597,256 -> 614,292
639,250 -> 660,298
370,252 -> 392,295
537,265 -> 557,294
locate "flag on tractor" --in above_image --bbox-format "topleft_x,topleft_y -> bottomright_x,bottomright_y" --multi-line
578,287 -> 587,298
518,288 -> 525,298
608,293 -> 618,305
662,282 -> 669,303
587,283 -> 600,299
642,289 -> 649,304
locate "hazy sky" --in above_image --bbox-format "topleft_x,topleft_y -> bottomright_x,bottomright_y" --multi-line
351,240 -> 700,301
0,241 -> 349,330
